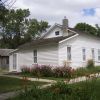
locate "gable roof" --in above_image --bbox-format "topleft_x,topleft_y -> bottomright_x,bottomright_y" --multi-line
41,23 -> 78,38
18,33 -> 76,49
0,49 -> 14,56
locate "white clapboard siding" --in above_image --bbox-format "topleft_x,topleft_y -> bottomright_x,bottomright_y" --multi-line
44,26 -> 63,38
38,44 -> 58,65
59,34 -> 100,68
9,44 -> 58,72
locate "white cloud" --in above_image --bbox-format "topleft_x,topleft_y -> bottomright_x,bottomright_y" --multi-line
13,0 -> 100,27
95,8 -> 100,18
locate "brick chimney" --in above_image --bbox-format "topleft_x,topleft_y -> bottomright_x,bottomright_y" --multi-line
62,16 -> 68,36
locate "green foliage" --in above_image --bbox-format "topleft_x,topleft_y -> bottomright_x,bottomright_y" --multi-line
53,67 -> 74,78
74,67 -> 88,77
73,66 -> 100,78
0,7 -> 49,49
28,19 -> 49,37
21,65 -> 74,79
95,24 -> 100,36
8,78 -> 100,100
40,65 -> 53,77
50,81 -> 73,95
86,59 -> 95,69
74,23 -> 97,35
0,76 -> 46,94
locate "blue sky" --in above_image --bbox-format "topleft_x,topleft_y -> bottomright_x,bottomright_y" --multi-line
83,8 -> 95,16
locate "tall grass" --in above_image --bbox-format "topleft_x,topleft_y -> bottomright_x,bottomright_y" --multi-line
8,78 -> 99,100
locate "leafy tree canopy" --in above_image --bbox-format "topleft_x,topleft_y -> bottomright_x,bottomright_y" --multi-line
74,23 -> 97,35
0,5 -> 49,48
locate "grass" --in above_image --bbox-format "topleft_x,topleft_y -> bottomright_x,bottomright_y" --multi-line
70,78 -> 100,99
73,66 -> 100,77
0,76 -> 48,94
7,78 -> 100,100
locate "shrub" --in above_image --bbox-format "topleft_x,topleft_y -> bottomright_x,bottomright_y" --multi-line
50,81 -> 73,95
21,66 -> 31,76
31,65 -> 41,78
21,65 -> 74,78
74,67 -> 88,77
40,65 -> 53,77
86,59 -> 95,69
53,67 -> 74,78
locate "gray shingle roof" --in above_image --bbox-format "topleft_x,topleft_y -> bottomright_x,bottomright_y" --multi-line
18,33 -> 76,49
0,49 -> 14,56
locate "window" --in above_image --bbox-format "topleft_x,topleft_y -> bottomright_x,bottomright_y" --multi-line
82,48 -> 86,61
98,49 -> 100,61
13,54 -> 17,69
33,50 -> 37,63
67,46 -> 71,61
91,48 -> 95,60
55,31 -> 59,35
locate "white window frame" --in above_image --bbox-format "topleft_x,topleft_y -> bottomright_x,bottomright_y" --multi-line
98,49 -> 100,61
67,46 -> 71,61
82,48 -> 86,61
33,50 -> 37,63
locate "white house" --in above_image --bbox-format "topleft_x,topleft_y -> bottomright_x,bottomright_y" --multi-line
9,17 -> 100,72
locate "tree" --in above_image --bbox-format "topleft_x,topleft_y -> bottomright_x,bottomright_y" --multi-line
95,24 -> 100,36
27,19 -> 49,37
0,0 -> 49,49
74,23 -> 97,35
0,7 -> 49,49
0,9 -> 30,48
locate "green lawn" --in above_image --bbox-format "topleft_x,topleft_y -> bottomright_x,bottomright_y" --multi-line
0,76 -> 48,94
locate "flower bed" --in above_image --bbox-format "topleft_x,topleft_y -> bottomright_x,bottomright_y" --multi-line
21,64 -> 100,79
21,64 -> 74,79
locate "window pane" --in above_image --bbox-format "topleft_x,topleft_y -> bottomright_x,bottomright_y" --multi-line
33,50 -> 37,63
98,49 -> 100,61
34,50 -> 37,57
34,57 -> 37,63
82,48 -> 86,61
92,49 -> 95,60
55,31 -> 59,35
67,47 -> 71,61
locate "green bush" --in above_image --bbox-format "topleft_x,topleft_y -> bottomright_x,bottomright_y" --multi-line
21,66 -> 31,76
86,59 -> 95,69
74,67 -> 88,77
21,65 -> 74,78
53,67 -> 74,79
50,81 -> 73,95
40,65 -> 53,77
